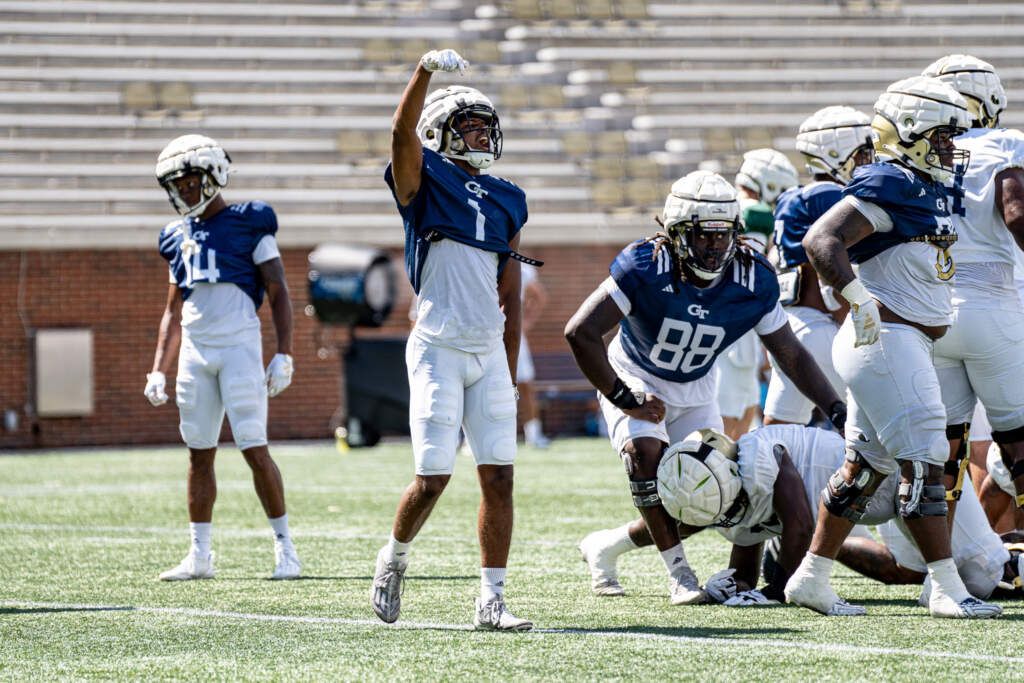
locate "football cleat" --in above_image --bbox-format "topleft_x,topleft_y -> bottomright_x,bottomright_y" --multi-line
370,547 -> 407,624
669,565 -> 706,605
785,569 -> 864,616
159,550 -> 215,581
930,595 -> 1002,619
271,542 -> 301,580
473,597 -> 533,631
578,531 -> 626,596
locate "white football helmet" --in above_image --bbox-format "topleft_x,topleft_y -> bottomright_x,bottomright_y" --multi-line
662,170 -> 741,281
796,106 -> 873,184
417,85 -> 502,169
922,54 -> 1006,129
155,134 -> 232,217
657,430 -> 743,527
734,148 -> 799,206
872,76 -> 972,182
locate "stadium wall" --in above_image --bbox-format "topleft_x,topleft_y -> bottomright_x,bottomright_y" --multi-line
0,243 -> 620,449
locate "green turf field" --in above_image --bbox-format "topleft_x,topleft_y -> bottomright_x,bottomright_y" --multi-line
1,438 -> 1022,681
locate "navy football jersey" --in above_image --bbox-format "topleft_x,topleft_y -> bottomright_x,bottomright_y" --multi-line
772,181 -> 844,268
842,162 -> 956,263
159,201 -> 278,308
385,148 -> 528,293
611,240 -> 781,383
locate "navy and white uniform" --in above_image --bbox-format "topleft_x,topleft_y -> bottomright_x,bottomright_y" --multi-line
599,240 -> 788,452
833,162 -> 957,474
385,148 -> 527,475
158,201 -> 280,450
933,127 -> 1024,435
764,183 -> 847,424
729,426 -> 1008,598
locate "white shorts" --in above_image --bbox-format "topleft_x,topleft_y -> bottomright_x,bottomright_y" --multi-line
876,481 -> 1008,599
764,306 -> 845,424
833,320 -> 947,475
516,334 -> 535,383
933,304 -> 1024,432
406,335 -> 517,475
715,335 -> 761,419
175,333 -> 267,451
599,393 -> 723,455
986,442 -> 1016,497
971,400 -> 992,442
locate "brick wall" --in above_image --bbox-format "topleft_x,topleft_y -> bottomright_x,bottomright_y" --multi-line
0,243 -> 621,448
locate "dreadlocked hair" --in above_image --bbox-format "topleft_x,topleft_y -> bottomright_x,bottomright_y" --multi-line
649,214 -> 755,287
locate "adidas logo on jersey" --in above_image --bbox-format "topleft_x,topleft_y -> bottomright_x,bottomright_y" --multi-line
662,285 -> 674,293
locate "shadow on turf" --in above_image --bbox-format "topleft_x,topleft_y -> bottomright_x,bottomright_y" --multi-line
553,624 -> 799,638
1,606 -> 134,616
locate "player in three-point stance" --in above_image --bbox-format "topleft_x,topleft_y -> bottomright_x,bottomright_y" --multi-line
921,55 -> 1024,530
784,76 -> 1001,618
567,170 -> 844,603
764,105 -> 875,426
371,48 -> 533,631
146,134 -> 300,581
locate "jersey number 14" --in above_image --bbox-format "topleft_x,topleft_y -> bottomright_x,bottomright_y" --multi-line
183,248 -> 221,286
649,318 -> 726,373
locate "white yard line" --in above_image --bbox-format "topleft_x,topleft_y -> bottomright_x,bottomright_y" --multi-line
2,600 -> 1022,665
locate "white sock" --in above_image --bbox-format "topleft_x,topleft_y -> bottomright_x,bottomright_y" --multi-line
481,567 -> 506,602
605,523 -> 639,557
384,534 -> 411,566
190,522 -> 212,558
659,543 -> 689,577
795,552 -> 834,580
268,514 -> 292,546
927,557 -> 970,603
524,419 -> 544,443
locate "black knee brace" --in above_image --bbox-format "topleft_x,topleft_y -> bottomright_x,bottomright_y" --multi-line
944,422 -> 970,502
898,461 -> 948,519
821,449 -> 886,521
630,479 -> 661,508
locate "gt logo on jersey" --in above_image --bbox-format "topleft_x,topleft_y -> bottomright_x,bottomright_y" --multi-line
687,303 -> 710,319
192,230 -> 209,242
465,180 -> 489,199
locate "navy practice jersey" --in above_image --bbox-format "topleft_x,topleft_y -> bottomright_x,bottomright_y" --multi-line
772,181 -> 844,268
843,162 -> 957,263
610,240 -> 781,383
159,201 -> 278,308
385,148 -> 528,293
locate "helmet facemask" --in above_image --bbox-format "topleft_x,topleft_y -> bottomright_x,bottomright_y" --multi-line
442,104 -> 503,170
159,167 -> 223,218
666,215 -> 740,282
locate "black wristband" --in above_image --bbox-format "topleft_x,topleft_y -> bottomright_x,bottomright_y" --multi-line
605,377 -> 642,410
828,400 -> 847,433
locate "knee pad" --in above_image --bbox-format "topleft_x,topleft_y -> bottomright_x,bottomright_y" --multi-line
821,449 -> 887,521
226,376 -> 262,412
898,461 -> 948,519
629,478 -> 661,508
233,419 -> 267,450
944,422 -> 971,502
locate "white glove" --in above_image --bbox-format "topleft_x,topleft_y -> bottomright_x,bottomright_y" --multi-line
703,568 -> 738,604
144,371 -> 168,406
841,279 -> 880,347
266,353 -> 294,398
420,49 -> 468,74
722,589 -> 779,607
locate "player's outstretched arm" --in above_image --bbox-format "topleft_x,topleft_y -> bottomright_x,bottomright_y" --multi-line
996,167 -> 1024,252
759,324 -> 844,429
145,284 -> 183,406
499,235 -> 523,385
763,449 -> 815,598
259,257 -> 294,397
564,288 -> 665,423
390,48 -> 468,206
726,543 -> 763,594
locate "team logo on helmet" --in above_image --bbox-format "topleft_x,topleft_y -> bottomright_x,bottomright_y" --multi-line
796,106 -> 874,184
922,54 -> 1006,129
871,76 -> 972,183
734,149 -> 799,206
155,134 -> 232,218
417,86 -> 502,170
662,170 -> 741,281
657,430 -> 743,527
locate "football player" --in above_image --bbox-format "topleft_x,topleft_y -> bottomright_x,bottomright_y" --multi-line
372,49 -> 533,631
922,55 -> 1024,526
784,76 -> 1001,618
146,134 -> 300,581
764,106 -> 874,426
566,170 -> 844,604
716,150 -> 801,438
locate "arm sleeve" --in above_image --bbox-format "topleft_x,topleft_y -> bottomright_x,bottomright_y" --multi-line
754,302 -> 788,335
841,195 -> 894,233
252,234 -> 281,265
